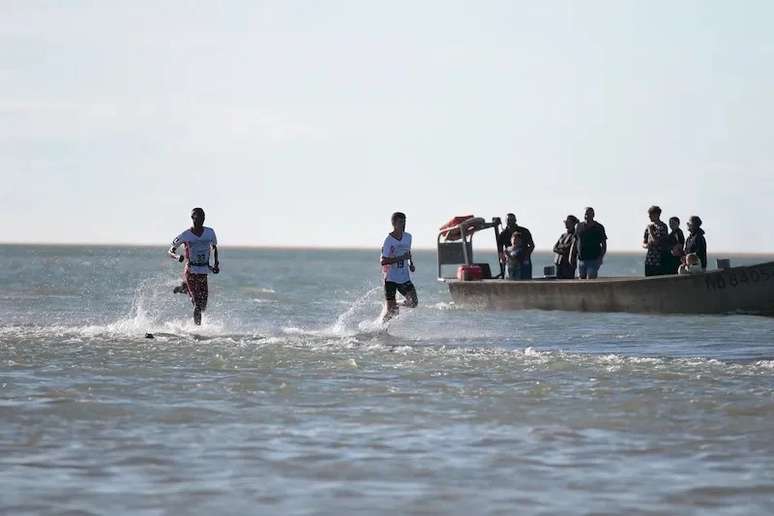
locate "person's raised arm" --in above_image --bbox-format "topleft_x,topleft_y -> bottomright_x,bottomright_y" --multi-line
552,236 -> 563,255
380,236 -> 408,266
168,243 -> 184,263
381,252 -> 409,266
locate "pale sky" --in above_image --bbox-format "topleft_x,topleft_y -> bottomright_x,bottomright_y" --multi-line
2,1 -> 773,251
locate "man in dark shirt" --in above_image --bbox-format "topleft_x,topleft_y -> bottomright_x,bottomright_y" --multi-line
570,207 -> 607,279
685,215 -> 707,270
498,213 -> 535,279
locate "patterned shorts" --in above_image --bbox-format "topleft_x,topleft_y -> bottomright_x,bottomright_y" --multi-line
185,271 -> 208,310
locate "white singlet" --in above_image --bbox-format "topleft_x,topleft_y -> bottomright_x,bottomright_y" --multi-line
172,227 -> 218,274
381,232 -> 412,284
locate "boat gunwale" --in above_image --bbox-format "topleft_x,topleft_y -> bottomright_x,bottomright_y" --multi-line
440,260 -> 774,286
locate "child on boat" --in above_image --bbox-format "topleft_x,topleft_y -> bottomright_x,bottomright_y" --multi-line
678,253 -> 703,275
507,232 -> 526,280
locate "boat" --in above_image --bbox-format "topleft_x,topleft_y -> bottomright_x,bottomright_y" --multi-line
437,216 -> 774,316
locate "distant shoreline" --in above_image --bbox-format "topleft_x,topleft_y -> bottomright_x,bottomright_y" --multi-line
1,242 -> 773,256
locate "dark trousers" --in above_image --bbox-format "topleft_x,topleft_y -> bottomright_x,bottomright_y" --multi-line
645,264 -> 670,277
556,262 -> 576,279
668,255 -> 681,275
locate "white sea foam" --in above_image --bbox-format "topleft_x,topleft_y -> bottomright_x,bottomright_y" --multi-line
281,326 -> 307,335
3,267 -> 774,380
5,318 -> 774,378
324,286 -> 384,337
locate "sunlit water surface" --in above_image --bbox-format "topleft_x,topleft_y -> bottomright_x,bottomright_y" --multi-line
2,246 -> 774,515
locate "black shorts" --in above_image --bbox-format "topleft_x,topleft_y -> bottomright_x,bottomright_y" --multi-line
384,280 -> 417,303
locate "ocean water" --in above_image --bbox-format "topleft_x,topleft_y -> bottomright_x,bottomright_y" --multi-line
2,245 -> 774,515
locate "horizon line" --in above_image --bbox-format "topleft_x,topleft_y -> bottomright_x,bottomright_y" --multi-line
1,241 -> 773,256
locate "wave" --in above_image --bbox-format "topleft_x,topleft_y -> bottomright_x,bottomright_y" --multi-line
0,283 -> 389,343
4,317 -> 774,374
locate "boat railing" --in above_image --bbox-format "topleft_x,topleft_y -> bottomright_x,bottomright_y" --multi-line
437,217 -> 503,279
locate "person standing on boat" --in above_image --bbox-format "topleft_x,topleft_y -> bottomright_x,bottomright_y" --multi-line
507,232 -> 527,280
498,213 -> 535,279
571,207 -> 607,279
169,207 -> 219,326
667,216 -> 685,274
553,215 -> 579,279
642,205 -> 670,277
684,216 -> 707,270
381,212 -> 418,322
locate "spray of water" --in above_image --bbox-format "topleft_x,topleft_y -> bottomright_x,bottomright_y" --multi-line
328,286 -> 385,335
78,274 -> 226,338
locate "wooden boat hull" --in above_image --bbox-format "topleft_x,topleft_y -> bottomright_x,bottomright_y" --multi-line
446,261 -> 774,316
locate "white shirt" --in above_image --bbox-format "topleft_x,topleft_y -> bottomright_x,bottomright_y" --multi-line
381,232 -> 412,284
172,227 -> 218,274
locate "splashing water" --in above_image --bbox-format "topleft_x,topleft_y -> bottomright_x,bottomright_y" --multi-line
4,246 -> 774,515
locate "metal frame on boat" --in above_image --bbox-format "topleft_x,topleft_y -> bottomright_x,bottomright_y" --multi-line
437,216 -> 774,316
437,217 -> 504,279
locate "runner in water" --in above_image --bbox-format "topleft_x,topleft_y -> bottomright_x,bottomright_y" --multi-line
168,207 -> 219,325
380,212 -> 418,322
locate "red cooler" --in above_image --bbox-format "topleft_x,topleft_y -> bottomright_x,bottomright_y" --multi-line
457,265 -> 483,281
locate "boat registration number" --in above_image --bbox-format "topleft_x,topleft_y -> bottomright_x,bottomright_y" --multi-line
705,265 -> 774,290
